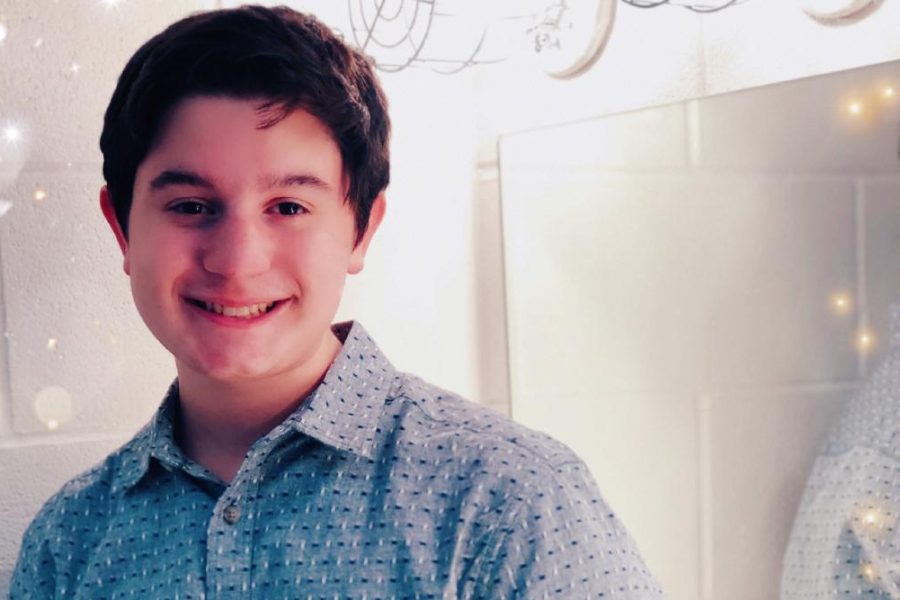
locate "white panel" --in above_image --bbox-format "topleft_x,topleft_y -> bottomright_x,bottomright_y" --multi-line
863,177 -> 900,371
701,386 -> 851,600
513,390 -> 699,600
0,436 -> 130,596
696,61 -> 900,174
502,170 -> 858,397
475,4 -> 703,140
500,101 -> 688,170
702,0 -> 900,97
0,0 -> 216,166
470,175 -> 511,410
0,172 -> 174,434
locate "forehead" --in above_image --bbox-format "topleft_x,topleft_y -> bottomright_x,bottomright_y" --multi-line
138,95 -> 345,190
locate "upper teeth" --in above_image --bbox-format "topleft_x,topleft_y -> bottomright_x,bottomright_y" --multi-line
203,301 -> 276,318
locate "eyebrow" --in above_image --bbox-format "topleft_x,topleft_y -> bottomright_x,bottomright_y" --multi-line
259,173 -> 332,191
149,170 -> 214,191
148,169 -> 332,192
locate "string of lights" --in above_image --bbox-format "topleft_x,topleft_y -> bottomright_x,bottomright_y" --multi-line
620,0 -> 747,12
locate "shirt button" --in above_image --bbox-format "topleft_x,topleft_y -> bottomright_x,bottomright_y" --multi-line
223,504 -> 241,525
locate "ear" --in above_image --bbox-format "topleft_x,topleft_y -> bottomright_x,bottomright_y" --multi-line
348,193 -> 386,275
99,186 -> 131,275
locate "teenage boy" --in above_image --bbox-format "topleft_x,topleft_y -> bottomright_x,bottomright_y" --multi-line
11,5 -> 661,598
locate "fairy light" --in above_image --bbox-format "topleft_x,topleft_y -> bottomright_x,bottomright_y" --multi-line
885,87 -> 896,98
33,37 -> 43,49
855,503 -> 893,536
860,562 -> 878,582
0,200 -> 12,217
855,328 -> 876,354
862,508 -> 879,526
46,337 -> 58,351
2,124 -> 21,143
68,62 -> 81,75
848,102 -> 863,116
33,186 -> 47,202
829,291 -> 853,317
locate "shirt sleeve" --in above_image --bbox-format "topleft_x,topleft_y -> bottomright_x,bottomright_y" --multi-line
782,447 -> 900,599
9,514 -> 57,600
470,459 -> 664,599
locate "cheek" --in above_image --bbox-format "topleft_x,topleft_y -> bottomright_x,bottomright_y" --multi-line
128,234 -> 191,292
290,228 -> 355,266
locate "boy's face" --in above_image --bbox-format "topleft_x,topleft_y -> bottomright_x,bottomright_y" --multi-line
101,96 -> 383,383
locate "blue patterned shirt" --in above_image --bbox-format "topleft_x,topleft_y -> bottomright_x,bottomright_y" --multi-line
782,305 -> 900,598
11,322 -> 662,599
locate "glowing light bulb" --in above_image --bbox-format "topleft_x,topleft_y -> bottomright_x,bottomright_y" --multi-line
33,386 -> 73,431
848,102 -> 863,116
2,125 -> 21,143
863,509 -> 879,525
886,87 -> 896,98
68,62 -> 81,75
861,563 -> 878,581
33,187 -> 46,202
46,337 -> 58,351
855,328 -> 876,354
829,291 -> 853,316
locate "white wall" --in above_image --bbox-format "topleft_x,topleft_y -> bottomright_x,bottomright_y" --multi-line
477,0 -> 900,154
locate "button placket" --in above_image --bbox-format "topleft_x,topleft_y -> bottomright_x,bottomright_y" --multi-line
206,476 -> 258,599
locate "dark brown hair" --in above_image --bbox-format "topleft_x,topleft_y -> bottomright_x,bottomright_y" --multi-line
100,5 -> 390,243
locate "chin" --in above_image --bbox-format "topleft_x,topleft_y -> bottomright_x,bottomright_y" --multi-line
181,350 -> 276,382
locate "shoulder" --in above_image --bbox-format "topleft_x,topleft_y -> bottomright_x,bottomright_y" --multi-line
381,372 -> 614,526
386,372 -> 584,471
11,427 -> 151,596
20,425 -> 150,544
382,376 -> 662,597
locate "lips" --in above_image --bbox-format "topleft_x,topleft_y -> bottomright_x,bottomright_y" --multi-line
186,298 -> 281,319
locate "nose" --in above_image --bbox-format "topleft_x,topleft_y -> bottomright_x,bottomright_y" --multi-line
201,215 -> 272,278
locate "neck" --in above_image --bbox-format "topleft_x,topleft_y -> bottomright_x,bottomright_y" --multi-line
174,330 -> 342,482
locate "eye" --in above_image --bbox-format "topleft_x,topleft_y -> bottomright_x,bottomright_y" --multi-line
169,200 -> 212,215
271,201 -> 307,216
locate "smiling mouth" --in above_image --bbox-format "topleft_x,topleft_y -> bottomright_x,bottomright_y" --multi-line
186,299 -> 280,319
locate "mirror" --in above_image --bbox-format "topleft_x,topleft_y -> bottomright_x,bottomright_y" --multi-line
499,58 -> 900,600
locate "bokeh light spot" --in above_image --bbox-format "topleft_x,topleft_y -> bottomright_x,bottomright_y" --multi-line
33,386 -> 73,431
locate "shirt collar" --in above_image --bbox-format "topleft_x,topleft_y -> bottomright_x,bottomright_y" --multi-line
112,321 -> 394,492
280,321 -> 395,458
